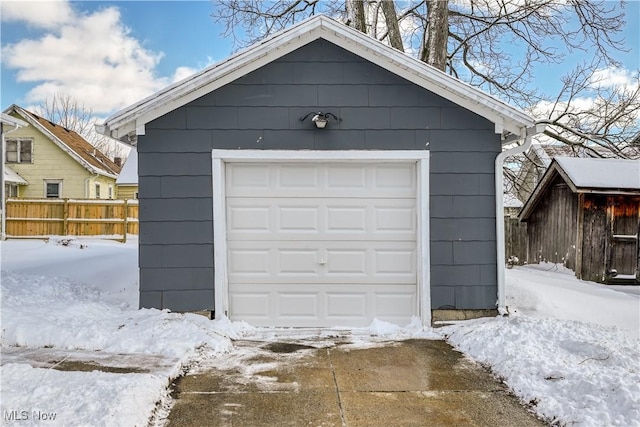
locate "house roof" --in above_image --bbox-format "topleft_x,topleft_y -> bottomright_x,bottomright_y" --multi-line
519,157 -> 640,220
1,112 -> 27,131
4,105 -> 121,179
4,165 -> 28,185
98,15 -> 534,141
116,148 -> 137,185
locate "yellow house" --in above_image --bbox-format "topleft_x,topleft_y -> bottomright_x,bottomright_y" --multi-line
3,105 -> 121,199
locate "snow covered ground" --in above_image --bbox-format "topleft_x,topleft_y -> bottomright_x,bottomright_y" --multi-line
1,238 -> 638,426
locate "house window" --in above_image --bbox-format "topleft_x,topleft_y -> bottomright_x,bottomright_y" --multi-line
6,138 -> 33,163
95,183 -> 101,198
44,180 -> 62,198
4,183 -> 18,198
108,185 -> 113,199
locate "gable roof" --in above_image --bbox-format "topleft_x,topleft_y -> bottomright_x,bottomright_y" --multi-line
4,105 -> 121,178
98,15 -> 534,141
519,157 -> 640,220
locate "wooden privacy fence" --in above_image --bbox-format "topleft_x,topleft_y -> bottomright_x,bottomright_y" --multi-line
4,198 -> 138,241
504,217 -> 528,265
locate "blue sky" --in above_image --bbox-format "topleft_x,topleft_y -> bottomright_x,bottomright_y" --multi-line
1,0 -> 639,117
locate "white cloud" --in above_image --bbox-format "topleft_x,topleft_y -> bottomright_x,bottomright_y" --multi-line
590,67 -> 637,90
1,1 -> 196,115
1,0 -> 74,29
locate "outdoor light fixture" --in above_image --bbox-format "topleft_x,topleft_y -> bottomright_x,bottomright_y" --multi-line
299,111 -> 340,129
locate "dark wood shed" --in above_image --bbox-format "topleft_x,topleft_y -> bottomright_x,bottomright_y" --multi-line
519,157 -> 640,284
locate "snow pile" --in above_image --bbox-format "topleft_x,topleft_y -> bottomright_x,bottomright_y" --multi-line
442,317 -> 640,426
440,264 -> 640,426
1,271 -> 233,357
0,238 -> 252,426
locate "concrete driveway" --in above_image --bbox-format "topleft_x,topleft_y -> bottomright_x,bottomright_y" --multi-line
167,339 -> 546,427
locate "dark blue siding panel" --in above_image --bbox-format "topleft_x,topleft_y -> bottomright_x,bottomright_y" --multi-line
139,245 -> 162,268
455,286 -> 497,309
141,198 -> 212,221
318,85 -> 368,106
147,109 -> 186,130
141,268 -> 214,290
187,107 -> 239,129
140,291 -> 162,309
139,38 -> 501,312
431,286 -> 455,309
430,241 -> 453,265
160,176 -> 213,198
452,196 -> 496,218
140,221 -> 213,245
390,107 -> 441,129
163,290 -> 214,311
431,174 -> 495,196
314,130 -> 366,150
431,218 -> 496,241
453,241 -> 497,265
161,245 -> 214,268
364,130 -> 417,149
139,130 -> 212,152
441,108 -> 494,130
139,153 -> 211,176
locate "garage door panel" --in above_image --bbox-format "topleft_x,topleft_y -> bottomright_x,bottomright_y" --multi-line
228,241 -> 415,283
277,250 -> 322,275
230,284 -> 416,327
226,163 -> 416,198
227,198 -> 416,239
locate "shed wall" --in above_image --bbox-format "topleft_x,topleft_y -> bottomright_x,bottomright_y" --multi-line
525,176 -> 578,268
137,39 -> 501,312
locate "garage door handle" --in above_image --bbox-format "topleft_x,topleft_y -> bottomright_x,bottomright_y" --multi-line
318,259 -> 327,265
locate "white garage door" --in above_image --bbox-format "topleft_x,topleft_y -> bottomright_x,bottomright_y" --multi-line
225,162 -> 417,327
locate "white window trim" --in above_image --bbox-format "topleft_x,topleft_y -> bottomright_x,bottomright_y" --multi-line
211,149 -> 431,328
44,179 -> 63,198
5,137 -> 33,164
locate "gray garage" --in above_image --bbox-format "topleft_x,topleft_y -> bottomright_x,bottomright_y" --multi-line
99,15 -> 537,327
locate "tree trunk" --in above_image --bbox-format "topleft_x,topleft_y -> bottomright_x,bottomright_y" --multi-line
422,0 -> 449,71
381,1 -> 404,51
346,0 -> 367,33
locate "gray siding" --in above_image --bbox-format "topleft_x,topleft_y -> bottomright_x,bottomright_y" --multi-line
138,39 -> 500,312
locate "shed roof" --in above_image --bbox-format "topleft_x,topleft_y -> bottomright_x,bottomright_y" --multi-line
5,105 -> 121,179
555,157 -> 640,190
98,15 -> 534,141
519,157 -> 640,220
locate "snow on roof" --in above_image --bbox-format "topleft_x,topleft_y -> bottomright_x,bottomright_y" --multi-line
555,157 -> 640,190
4,165 -> 28,185
116,149 -> 138,185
